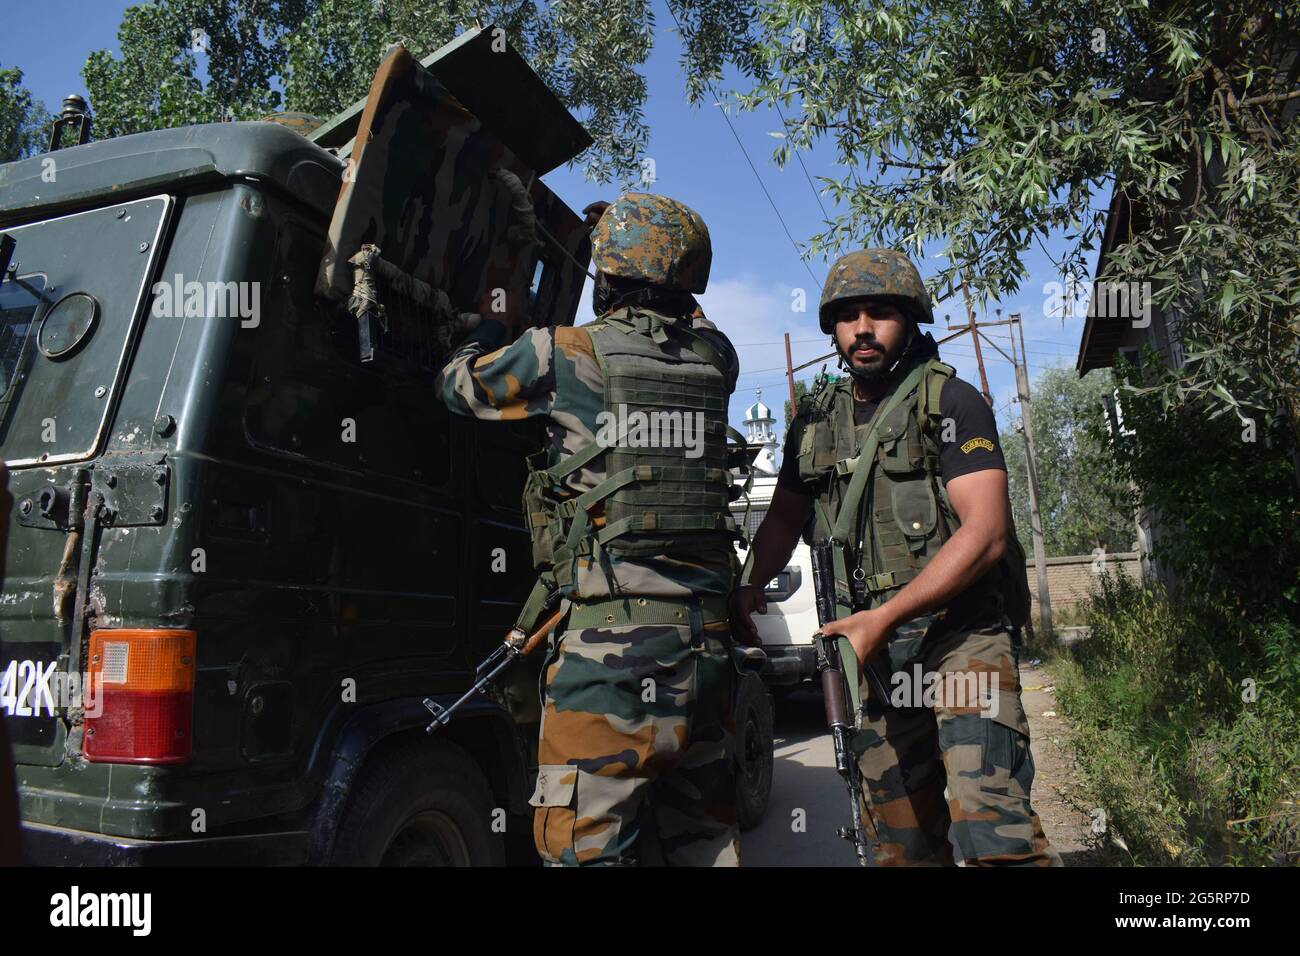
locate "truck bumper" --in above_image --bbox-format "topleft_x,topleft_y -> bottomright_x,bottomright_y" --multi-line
20,820 -> 310,867
760,645 -> 818,686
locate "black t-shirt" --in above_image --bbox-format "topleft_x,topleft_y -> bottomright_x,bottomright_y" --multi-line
777,376 -> 1006,494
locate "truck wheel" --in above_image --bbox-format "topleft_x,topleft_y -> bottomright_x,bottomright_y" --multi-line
330,738 -> 506,866
733,672 -> 774,830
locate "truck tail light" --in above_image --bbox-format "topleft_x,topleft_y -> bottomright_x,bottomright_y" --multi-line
84,629 -> 196,764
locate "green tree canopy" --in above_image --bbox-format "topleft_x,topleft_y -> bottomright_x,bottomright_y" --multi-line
82,0 -> 653,182
1000,364 -> 1134,558
669,0 -> 1300,443
71,1 -> 1300,467
0,63 -> 50,163
1105,351 -> 1300,615
783,371 -> 845,428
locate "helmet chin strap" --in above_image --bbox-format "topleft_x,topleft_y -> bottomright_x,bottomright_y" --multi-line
886,323 -> 918,375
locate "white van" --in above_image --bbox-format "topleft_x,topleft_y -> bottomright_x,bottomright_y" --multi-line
733,473 -> 820,692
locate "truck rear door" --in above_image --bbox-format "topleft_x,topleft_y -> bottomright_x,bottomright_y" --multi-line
0,195 -> 172,768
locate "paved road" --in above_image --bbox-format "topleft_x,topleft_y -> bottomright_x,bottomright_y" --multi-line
740,674 -> 1089,866
740,688 -> 862,867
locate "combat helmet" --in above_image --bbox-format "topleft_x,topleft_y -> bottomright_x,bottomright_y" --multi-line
818,249 -> 934,332
590,193 -> 712,294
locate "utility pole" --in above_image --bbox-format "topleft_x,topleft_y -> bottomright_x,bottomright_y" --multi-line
961,273 -> 993,406
784,332 -> 797,422
1011,313 -> 1053,637
940,306 -> 1054,636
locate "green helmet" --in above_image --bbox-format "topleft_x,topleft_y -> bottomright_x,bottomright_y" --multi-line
590,192 -> 712,293
818,249 -> 934,332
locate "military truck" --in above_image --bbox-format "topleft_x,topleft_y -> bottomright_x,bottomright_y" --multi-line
0,27 -> 771,865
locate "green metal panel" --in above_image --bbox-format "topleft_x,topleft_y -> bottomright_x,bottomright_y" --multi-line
0,196 -> 172,467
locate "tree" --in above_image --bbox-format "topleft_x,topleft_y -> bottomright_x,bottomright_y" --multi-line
784,372 -> 845,428
83,1 -> 299,137
783,379 -> 810,430
0,64 -> 50,163
999,364 -> 1134,558
668,0 -> 1300,447
82,0 -> 653,182
73,2 -> 1300,464
1104,351 -> 1300,616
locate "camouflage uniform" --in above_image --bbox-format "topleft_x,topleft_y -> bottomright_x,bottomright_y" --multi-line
789,248 -> 1060,867
856,622 -> 1058,866
436,194 -> 742,866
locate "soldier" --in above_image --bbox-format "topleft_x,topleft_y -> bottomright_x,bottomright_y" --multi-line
731,249 -> 1061,866
436,193 -> 748,866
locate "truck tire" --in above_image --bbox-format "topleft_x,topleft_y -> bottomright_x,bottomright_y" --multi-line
733,671 -> 774,830
330,738 -> 506,866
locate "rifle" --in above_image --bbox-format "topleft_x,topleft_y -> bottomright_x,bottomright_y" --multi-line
424,586 -> 565,733
810,539 -> 874,866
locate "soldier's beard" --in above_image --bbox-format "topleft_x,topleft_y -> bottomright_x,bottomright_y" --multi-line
837,338 -> 892,386
837,327 -> 915,387
841,350 -> 887,385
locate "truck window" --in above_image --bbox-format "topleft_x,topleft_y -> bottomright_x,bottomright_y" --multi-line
0,274 -> 45,417
0,195 -> 170,467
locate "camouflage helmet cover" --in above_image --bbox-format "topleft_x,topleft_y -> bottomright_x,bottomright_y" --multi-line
818,248 -> 934,332
590,192 -> 712,293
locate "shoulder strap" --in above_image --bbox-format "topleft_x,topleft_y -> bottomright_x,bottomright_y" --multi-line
605,306 -> 735,381
828,360 -> 931,545
917,360 -> 963,530
919,359 -> 955,441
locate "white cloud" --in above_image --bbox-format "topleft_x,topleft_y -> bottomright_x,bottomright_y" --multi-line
698,274 -> 830,437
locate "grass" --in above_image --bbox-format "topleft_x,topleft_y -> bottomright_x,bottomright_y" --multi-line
1045,572 -> 1299,865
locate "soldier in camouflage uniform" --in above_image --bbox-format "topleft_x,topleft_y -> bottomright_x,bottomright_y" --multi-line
732,249 -> 1061,866
436,193 -> 747,866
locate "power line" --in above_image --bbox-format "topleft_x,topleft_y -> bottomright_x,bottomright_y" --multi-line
665,4 -> 823,291
772,100 -> 831,222
731,336 -> 827,348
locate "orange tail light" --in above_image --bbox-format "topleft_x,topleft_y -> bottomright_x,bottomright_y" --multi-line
84,629 -> 196,764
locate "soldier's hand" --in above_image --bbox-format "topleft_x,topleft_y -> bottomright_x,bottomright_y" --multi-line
820,607 -> 895,667
582,200 -> 611,229
729,583 -> 767,647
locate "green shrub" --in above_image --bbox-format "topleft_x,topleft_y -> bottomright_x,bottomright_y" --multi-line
1055,572 -> 1299,865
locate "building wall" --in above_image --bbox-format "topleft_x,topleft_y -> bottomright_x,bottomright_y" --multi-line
1026,551 -> 1143,616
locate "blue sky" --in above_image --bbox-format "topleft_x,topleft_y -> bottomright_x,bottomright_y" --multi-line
1,0 -> 1099,448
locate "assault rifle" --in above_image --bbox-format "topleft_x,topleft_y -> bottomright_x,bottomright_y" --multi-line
424,585 -> 565,733
810,539 -> 874,866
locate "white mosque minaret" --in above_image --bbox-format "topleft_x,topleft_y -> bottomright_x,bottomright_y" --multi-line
743,387 -> 779,477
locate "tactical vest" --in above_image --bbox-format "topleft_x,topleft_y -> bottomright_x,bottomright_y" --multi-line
795,357 -> 1031,628
522,307 -> 751,597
